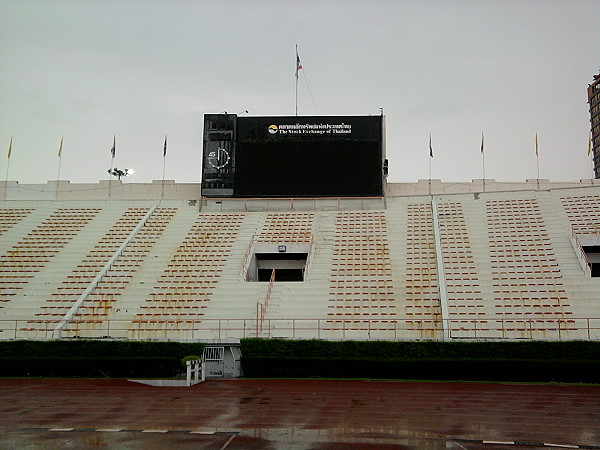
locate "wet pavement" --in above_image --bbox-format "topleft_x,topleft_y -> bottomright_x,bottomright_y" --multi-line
0,378 -> 599,449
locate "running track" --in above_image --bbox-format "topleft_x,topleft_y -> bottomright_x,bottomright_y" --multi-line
1,379 -> 599,448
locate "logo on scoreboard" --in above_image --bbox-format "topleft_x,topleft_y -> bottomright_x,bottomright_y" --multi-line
267,123 -> 351,136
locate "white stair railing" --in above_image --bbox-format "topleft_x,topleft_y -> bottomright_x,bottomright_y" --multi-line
53,203 -> 160,336
431,196 -> 450,339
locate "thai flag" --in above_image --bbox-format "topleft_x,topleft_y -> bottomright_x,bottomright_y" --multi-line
110,135 -> 116,158
296,53 -> 302,78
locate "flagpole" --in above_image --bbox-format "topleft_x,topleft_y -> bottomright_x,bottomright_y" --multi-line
295,45 -> 298,116
5,137 -> 12,186
536,154 -> 540,190
535,132 -> 540,191
109,135 -> 115,198
57,155 -> 62,183
56,136 -> 63,186
109,150 -> 113,198
588,132 -> 596,184
481,132 -> 486,193
161,135 -> 167,199
429,157 -> 432,196
161,157 -> 166,199
428,133 -> 432,196
4,158 -> 10,186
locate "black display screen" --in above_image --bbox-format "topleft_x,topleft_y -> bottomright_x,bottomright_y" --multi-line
201,115 -> 384,198
234,141 -> 382,197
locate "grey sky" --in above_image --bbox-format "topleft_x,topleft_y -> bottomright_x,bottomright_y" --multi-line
0,0 -> 598,185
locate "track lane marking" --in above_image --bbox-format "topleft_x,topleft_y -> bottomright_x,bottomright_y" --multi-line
544,444 -> 578,448
219,434 -> 236,450
14,427 -> 599,448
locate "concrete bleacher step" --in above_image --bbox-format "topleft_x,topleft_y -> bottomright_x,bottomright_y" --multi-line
199,213 -> 263,319
262,212 -> 335,322
267,282 -> 330,308
539,191 -> 583,275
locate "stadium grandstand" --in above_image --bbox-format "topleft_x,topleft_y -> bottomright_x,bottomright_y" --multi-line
1,177 -> 599,344
1,114 -> 599,350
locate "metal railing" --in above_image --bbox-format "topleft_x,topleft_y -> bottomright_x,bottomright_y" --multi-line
2,317 -> 600,341
206,196 -> 385,213
55,204 -> 159,334
571,228 -> 593,276
256,269 -> 276,336
303,234 -> 316,279
241,234 -> 258,279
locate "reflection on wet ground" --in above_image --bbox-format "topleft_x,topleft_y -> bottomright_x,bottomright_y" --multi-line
0,428 -> 555,449
0,378 -> 599,448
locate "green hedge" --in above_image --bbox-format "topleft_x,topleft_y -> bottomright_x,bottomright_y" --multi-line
240,339 -> 600,360
240,339 -> 600,382
0,356 -> 180,378
0,340 -> 205,358
0,340 -> 205,378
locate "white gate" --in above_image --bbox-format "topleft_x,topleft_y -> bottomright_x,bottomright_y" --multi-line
203,346 -> 225,378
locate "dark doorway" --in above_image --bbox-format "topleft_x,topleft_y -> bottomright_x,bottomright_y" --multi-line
258,268 -> 304,282
582,246 -> 600,277
254,253 -> 308,282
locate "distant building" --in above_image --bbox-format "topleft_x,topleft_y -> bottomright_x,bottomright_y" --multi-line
588,73 -> 600,178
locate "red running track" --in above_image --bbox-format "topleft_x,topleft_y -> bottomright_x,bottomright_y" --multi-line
0,378 -> 599,449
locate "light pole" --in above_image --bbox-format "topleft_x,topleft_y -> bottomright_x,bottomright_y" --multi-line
107,168 -> 134,181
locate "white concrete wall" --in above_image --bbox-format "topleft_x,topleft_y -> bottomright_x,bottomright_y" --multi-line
1,180 -> 201,201
2,178 -> 598,202
386,179 -> 600,197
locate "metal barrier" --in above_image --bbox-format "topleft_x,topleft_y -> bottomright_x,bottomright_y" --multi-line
256,269 -> 276,336
185,358 -> 204,386
2,317 -> 600,341
206,196 -> 386,213
571,228 -> 593,276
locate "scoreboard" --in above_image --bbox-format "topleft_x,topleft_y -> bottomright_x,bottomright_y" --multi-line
202,114 -> 386,198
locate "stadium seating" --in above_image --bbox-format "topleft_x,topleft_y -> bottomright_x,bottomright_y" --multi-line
437,201 -> 487,337
130,213 -> 245,340
0,208 -> 101,313
0,182 -> 599,341
326,211 -> 395,337
561,195 -> 600,234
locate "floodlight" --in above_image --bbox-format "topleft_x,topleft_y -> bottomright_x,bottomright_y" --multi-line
108,167 -> 134,181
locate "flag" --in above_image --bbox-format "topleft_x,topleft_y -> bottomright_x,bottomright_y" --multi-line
163,135 -> 167,157
110,135 -> 116,158
429,134 -> 433,158
588,133 -> 593,157
295,51 -> 302,78
58,136 -> 63,157
7,136 -> 12,159
480,132 -> 484,154
535,133 -> 539,157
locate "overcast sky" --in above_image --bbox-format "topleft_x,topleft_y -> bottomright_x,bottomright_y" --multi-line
0,0 -> 598,186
